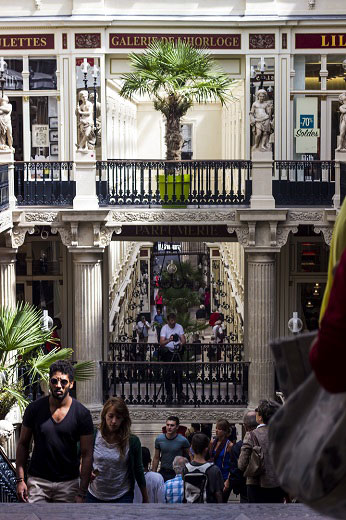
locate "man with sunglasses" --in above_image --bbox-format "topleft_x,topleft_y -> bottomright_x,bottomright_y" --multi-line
16,360 -> 94,503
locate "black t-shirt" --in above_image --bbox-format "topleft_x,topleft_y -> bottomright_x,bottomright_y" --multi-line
23,396 -> 94,482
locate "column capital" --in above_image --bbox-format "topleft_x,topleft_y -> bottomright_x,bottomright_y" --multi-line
71,249 -> 104,263
0,247 -> 17,261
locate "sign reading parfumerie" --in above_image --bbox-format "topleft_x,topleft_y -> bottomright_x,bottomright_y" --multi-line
0,34 -> 54,49
109,33 -> 241,50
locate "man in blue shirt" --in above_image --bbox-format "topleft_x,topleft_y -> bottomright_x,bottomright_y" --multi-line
152,416 -> 190,482
152,307 -> 164,343
165,456 -> 188,503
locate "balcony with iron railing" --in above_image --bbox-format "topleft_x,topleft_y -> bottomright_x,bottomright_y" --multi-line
103,342 -> 248,407
0,158 -> 343,211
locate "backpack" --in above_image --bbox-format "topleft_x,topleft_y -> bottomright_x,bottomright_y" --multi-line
183,462 -> 214,503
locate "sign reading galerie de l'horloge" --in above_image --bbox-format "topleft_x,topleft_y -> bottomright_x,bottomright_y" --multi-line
109,33 -> 241,49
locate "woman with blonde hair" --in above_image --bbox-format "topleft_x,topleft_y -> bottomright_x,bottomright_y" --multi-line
87,397 -> 148,503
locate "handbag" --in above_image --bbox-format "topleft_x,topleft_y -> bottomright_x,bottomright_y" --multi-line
269,333 -> 346,519
243,431 -> 264,478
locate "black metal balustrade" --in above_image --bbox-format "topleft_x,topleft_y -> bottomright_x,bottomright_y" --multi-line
273,161 -> 335,206
103,342 -> 248,407
0,163 -> 8,210
15,162 -> 75,206
0,447 -> 17,502
97,160 -> 252,207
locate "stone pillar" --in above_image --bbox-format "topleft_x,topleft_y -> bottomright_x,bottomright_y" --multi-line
73,251 -> 103,409
246,252 -> 276,407
73,150 -> 98,210
0,248 -> 17,309
250,151 -> 275,210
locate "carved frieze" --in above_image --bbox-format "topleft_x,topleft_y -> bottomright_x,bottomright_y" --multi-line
111,210 -> 236,223
75,33 -> 101,49
0,211 -> 12,232
25,212 -> 59,223
249,34 -> 275,49
287,211 -> 323,222
90,407 -> 247,424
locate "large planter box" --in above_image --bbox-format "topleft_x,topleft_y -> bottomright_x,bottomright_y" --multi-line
159,173 -> 190,207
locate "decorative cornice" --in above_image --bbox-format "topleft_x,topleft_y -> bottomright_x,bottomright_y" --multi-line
276,225 -> 299,247
111,210 -> 236,223
287,210 -> 323,222
51,226 -> 72,247
314,226 -> 333,245
90,407 -> 247,424
7,226 -> 35,248
25,212 -> 59,223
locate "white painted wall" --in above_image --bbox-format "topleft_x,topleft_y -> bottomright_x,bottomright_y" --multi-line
136,102 -> 223,160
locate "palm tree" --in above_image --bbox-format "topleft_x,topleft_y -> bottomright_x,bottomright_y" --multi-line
120,40 -> 234,160
0,303 -> 94,418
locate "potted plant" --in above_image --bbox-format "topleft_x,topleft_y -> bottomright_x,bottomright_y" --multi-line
120,40 -> 234,206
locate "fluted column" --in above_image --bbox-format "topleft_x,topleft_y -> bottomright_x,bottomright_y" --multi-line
246,252 -> 276,407
73,251 -> 103,409
0,248 -> 17,309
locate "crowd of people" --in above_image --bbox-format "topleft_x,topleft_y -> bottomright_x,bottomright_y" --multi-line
15,359 -> 285,505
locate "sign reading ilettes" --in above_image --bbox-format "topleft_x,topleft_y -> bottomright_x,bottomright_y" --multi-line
109,33 -> 241,49
296,33 -> 346,49
0,34 -> 54,49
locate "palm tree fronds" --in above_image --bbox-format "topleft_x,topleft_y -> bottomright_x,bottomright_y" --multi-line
73,360 -> 96,381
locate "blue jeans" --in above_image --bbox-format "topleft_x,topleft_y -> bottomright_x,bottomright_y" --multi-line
86,490 -> 134,503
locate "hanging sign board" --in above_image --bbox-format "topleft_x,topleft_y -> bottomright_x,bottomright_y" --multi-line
32,124 -> 49,147
294,97 -> 319,154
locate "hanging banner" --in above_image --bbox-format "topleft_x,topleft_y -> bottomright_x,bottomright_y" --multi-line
294,97 -> 319,154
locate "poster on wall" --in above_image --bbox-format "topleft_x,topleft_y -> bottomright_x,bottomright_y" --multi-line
294,97 -> 319,154
32,124 -> 49,147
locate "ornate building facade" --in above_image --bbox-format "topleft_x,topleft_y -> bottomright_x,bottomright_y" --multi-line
0,1 -> 344,441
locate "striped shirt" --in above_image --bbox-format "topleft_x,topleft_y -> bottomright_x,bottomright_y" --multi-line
165,474 -> 184,503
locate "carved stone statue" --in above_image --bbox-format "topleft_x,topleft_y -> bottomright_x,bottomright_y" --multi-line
0,95 -> 13,151
89,91 -> 101,146
250,89 -> 273,152
336,92 -> 346,152
75,90 -> 94,152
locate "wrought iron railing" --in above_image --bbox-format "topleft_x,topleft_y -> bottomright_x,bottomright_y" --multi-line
15,161 -> 75,206
0,447 -> 17,502
97,160 -> 252,207
273,161 -> 335,205
103,342 -> 248,407
109,342 -> 244,363
0,164 -> 9,210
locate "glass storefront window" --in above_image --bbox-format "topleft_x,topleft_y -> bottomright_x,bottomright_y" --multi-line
4,59 -> 23,90
29,58 -> 57,90
297,241 -> 328,273
30,96 -> 58,159
327,55 -> 346,90
294,55 -> 321,90
293,95 -> 321,160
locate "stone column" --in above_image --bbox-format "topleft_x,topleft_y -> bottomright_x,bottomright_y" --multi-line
0,248 -> 17,309
73,251 -> 103,410
246,252 -> 276,407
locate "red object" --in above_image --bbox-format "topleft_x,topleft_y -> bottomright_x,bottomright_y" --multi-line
209,312 -> 221,327
295,33 -> 346,49
155,294 -> 163,305
45,329 -> 60,353
310,248 -> 346,393
162,425 -> 187,437
0,34 -> 54,50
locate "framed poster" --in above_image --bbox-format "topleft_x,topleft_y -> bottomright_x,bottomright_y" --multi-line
49,129 -> 58,141
49,116 -> 58,129
32,124 -> 49,147
50,143 -> 59,155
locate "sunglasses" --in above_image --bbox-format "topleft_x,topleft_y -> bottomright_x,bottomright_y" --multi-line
50,377 -> 69,387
